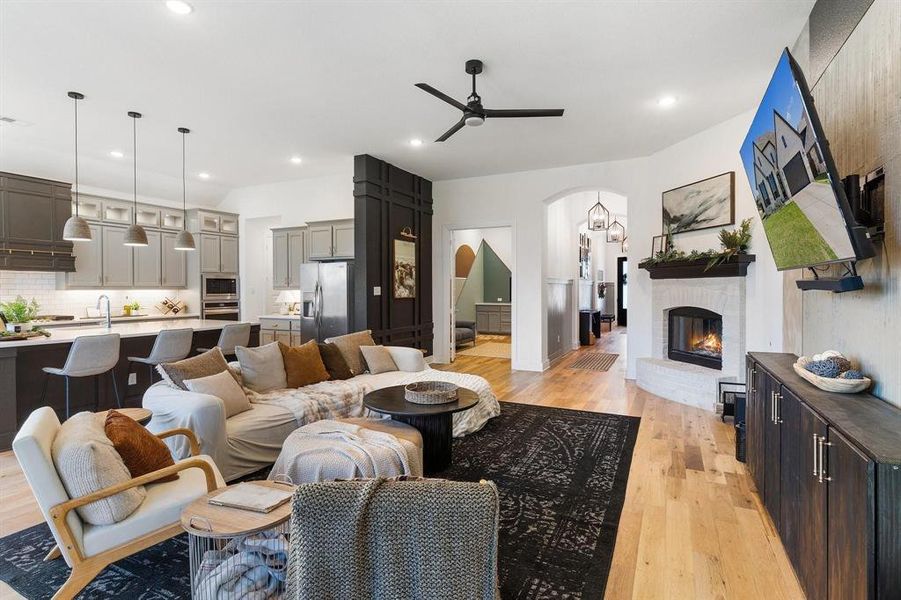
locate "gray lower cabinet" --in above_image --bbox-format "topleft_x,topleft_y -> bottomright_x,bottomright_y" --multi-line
133,230 -> 161,287
101,226 -> 134,286
67,224 -> 103,287
475,304 -> 511,334
220,236 -> 239,273
161,232 -> 186,288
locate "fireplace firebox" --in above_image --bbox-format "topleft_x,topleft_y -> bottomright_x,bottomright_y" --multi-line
667,306 -> 723,370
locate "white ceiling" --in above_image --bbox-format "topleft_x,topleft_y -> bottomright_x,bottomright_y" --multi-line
0,1 -> 813,207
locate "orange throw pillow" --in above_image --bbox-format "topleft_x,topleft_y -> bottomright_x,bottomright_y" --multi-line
279,340 -> 331,388
104,410 -> 178,482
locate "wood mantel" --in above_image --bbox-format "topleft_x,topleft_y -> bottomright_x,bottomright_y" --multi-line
639,254 -> 755,279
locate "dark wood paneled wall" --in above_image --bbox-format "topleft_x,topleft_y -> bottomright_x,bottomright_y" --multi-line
353,154 -> 434,353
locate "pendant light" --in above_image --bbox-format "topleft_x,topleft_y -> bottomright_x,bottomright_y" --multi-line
62,91 -> 93,242
606,218 -> 626,244
587,192 -> 609,231
123,110 -> 149,247
174,127 -> 196,251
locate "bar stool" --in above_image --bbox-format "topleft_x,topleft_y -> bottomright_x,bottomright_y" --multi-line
196,323 -> 251,359
127,328 -> 194,384
40,333 -> 121,419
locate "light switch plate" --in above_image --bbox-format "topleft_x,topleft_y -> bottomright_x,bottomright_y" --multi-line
373,286 -> 381,296
128,373 -> 137,386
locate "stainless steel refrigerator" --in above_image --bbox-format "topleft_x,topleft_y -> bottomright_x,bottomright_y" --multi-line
299,261 -> 354,343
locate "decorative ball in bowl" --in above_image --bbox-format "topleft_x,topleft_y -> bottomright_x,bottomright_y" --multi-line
404,381 -> 459,405
793,353 -> 871,394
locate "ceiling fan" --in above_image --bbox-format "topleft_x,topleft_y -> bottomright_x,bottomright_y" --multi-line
415,59 -> 565,142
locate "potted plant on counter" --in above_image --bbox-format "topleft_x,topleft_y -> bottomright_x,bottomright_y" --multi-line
0,296 -> 41,333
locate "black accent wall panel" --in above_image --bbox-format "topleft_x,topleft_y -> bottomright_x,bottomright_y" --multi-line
353,154 -> 434,353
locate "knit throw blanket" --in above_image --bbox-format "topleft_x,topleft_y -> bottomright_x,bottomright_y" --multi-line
247,379 -> 369,426
285,478 -> 501,600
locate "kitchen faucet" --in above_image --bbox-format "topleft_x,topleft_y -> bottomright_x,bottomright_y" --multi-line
97,294 -> 111,329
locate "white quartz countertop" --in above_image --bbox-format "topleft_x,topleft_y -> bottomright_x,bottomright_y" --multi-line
257,314 -> 301,320
1,319 -> 250,348
35,313 -> 201,328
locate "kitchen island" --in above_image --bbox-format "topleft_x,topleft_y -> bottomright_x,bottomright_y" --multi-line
0,319 -> 260,449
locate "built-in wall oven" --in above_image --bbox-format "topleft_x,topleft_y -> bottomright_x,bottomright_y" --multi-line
202,300 -> 240,321
201,274 -> 240,320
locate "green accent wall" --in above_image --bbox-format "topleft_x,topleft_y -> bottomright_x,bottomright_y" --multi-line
454,240 -> 511,322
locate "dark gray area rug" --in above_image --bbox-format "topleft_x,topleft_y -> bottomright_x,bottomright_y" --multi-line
0,402 -> 639,600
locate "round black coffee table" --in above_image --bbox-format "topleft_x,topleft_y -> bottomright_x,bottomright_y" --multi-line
363,385 -> 479,474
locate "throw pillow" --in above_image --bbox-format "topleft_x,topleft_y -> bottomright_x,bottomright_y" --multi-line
279,340 -> 330,388
51,412 -> 146,525
184,369 -> 252,417
104,410 -> 178,482
318,343 -> 354,380
360,345 -> 399,374
325,330 -> 375,376
235,342 -> 288,393
157,347 -> 230,391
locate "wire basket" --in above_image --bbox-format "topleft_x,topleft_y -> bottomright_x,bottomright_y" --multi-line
404,381 -> 459,404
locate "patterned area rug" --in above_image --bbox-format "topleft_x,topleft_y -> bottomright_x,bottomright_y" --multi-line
568,352 -> 619,372
0,403 -> 638,600
457,341 -> 512,359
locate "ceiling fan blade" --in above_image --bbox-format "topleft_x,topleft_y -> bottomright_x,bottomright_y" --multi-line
483,108 -> 565,118
435,119 -> 466,142
415,83 -> 467,112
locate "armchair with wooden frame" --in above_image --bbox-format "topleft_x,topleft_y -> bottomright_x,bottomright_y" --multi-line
12,406 -> 226,600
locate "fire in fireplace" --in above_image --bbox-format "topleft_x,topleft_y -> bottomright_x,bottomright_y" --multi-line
668,306 -> 723,370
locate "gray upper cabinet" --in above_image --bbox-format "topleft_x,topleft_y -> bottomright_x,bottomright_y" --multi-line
101,199 -> 133,225
272,230 -> 289,288
67,224 -> 103,287
200,234 -> 221,273
220,236 -> 239,273
161,232 -> 186,288
307,219 -> 354,260
272,227 -> 306,289
287,229 -> 305,287
101,226 -> 134,286
133,230 -> 161,287
197,211 -> 221,233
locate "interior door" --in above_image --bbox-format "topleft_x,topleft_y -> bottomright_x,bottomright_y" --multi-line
616,256 -> 628,325
797,400 -> 828,600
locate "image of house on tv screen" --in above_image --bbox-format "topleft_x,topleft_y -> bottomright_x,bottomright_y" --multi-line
740,51 -> 856,270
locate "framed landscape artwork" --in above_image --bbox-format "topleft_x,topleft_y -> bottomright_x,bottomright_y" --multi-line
662,171 -> 735,234
393,238 -> 416,298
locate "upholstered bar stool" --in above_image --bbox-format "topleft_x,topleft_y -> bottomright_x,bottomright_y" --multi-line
40,333 -> 121,419
127,328 -> 194,384
196,323 -> 251,359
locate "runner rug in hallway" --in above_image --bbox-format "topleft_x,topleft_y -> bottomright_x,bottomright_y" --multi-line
569,352 -> 619,372
0,403 -> 639,600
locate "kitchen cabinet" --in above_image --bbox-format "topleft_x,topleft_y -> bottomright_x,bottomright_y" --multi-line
197,211 -> 221,233
101,226 -> 134,286
161,232 -> 187,288
200,234 -> 221,273
134,205 -> 161,229
67,224 -> 103,286
272,227 -> 307,289
745,352 -> 901,600
272,230 -> 289,288
133,230 -> 161,287
160,208 -> 185,231
101,199 -> 133,225
475,304 -> 511,334
219,236 -> 239,273
287,230 -> 305,287
307,219 -> 353,260
259,316 -> 299,346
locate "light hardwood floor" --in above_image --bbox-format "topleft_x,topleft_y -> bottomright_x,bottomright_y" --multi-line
0,328 -> 803,599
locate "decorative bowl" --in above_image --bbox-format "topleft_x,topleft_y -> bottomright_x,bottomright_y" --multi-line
793,356 -> 871,394
404,381 -> 459,405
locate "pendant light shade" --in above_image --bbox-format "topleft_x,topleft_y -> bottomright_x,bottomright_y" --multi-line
606,218 -> 626,243
63,91 -> 93,242
123,111 -> 149,247
174,127 -> 196,251
587,193 -> 609,231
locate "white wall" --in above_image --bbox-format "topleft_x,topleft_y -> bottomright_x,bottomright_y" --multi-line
432,109 -> 784,375
215,169 -> 354,318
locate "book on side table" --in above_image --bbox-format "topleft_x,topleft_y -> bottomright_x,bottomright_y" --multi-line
208,481 -> 294,513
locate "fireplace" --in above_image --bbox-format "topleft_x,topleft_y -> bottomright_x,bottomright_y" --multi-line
667,306 -> 723,370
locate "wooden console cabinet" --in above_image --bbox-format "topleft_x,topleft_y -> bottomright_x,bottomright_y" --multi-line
746,352 -> 901,599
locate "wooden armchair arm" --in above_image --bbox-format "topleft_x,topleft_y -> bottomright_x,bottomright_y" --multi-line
49,457 -> 220,562
155,428 -> 201,456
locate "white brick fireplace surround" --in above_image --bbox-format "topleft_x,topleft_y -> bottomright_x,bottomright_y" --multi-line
636,276 -> 746,411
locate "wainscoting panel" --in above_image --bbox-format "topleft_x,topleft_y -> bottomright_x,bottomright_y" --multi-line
546,279 -> 573,363
353,154 -> 434,353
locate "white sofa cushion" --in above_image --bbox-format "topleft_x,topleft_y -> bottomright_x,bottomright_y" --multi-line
51,412 -> 146,525
81,455 -> 225,557
360,345 -> 398,374
185,370 -> 252,418
386,346 -> 428,372
222,402 -> 298,481
235,342 -> 287,393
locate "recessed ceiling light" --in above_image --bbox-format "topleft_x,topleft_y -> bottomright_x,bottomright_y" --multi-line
290,156 -> 302,165
409,138 -> 423,147
198,172 -> 210,180
109,150 -> 124,158
657,95 -> 677,108
166,1 -> 193,15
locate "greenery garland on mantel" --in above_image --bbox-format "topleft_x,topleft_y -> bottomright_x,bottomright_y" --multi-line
639,218 -> 753,271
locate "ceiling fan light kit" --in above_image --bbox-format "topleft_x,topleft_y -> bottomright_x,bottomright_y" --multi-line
62,91 -> 93,242
415,58 -> 564,142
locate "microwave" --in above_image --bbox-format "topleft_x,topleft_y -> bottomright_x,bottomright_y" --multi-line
202,274 -> 239,300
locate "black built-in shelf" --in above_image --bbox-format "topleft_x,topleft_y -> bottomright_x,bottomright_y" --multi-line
639,254 -> 755,279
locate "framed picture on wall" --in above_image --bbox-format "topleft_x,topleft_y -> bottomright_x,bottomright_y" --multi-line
662,171 -> 735,234
393,238 -> 416,298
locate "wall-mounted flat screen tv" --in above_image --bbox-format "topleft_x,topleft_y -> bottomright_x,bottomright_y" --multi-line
740,48 -> 860,271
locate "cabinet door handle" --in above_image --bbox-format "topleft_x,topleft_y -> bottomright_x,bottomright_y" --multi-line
812,433 -> 820,477
770,391 -> 775,423
774,393 -> 782,424
817,436 -> 833,483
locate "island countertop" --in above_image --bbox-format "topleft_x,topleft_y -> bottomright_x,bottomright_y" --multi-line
0,319 -> 248,348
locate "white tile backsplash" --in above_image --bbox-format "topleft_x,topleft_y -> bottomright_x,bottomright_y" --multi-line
0,271 -> 199,318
